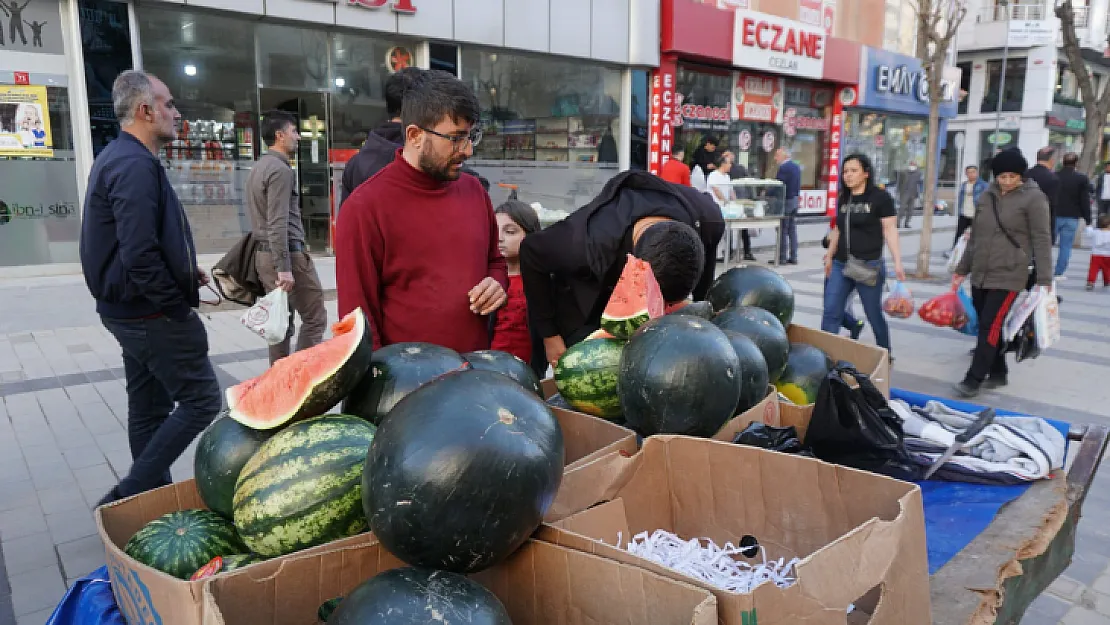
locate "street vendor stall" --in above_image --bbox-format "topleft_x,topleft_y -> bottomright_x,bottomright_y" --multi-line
708,177 -> 788,269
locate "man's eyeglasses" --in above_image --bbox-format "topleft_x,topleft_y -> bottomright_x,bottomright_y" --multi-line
420,126 -> 483,150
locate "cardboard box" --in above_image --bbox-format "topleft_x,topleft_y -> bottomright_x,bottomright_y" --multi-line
200,538 -> 718,625
711,387 -> 781,443
97,479 -> 376,625
551,404 -> 638,471
788,324 -> 890,398
539,436 -> 932,625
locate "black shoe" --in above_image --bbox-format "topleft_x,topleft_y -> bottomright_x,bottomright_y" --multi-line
1087,283 -> 1095,292
849,320 -> 865,341
787,259 -> 799,265
96,486 -> 123,508
982,375 -> 1008,390
743,253 -> 757,262
968,347 -> 976,355
953,380 -> 980,398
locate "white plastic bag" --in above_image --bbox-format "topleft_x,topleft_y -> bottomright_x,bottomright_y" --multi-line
946,236 -> 967,273
1003,288 -> 1044,343
1033,284 -> 1061,350
240,289 -> 289,345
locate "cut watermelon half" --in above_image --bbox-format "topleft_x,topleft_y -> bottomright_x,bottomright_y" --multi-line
227,308 -> 373,430
600,255 -> 665,340
585,328 -> 618,341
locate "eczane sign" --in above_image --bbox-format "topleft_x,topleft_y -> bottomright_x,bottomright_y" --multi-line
733,10 -> 825,79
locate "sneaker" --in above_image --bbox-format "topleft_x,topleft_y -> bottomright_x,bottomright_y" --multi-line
1056,275 -> 1068,282
849,320 -> 865,340
96,485 -> 123,508
1087,283 -> 1095,291
953,380 -> 980,398
982,375 -> 1008,390
787,259 -> 799,265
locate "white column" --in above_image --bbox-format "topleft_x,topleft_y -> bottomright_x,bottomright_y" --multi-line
619,68 -> 632,171
61,0 -> 94,205
128,0 -> 143,70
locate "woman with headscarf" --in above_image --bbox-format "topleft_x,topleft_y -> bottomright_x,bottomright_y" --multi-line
952,149 -> 1053,398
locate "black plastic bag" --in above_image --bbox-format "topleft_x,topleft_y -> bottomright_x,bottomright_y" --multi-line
732,423 -> 812,456
805,361 -> 924,481
1006,314 -> 1041,362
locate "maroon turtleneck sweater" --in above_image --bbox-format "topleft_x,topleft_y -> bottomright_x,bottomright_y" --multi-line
336,151 -> 508,352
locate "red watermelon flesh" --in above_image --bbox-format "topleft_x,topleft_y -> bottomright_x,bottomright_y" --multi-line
600,255 -> 665,340
586,328 -> 618,340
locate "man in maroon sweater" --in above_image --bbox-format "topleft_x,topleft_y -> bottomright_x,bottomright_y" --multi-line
336,70 -> 507,352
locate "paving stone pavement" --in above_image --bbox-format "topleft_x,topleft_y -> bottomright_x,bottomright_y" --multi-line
1,216 -> 1109,624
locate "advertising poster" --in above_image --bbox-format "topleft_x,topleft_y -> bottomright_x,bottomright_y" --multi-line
0,85 -> 54,158
732,71 -> 784,124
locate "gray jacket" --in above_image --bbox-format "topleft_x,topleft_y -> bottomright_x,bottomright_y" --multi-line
956,179 -> 1053,292
245,151 -> 306,273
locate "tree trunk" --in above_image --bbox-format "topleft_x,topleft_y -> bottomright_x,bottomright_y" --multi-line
1080,115 -> 1104,176
916,94 -> 942,278
1056,0 -> 1110,176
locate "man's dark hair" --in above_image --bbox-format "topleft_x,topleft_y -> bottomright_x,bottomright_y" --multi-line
1037,146 -> 1056,163
385,67 -> 426,119
1063,152 -> 1079,167
632,221 -> 705,303
260,110 -> 296,147
704,135 -> 719,147
672,146 -> 686,159
401,69 -> 480,131
965,165 -> 978,171
494,200 -> 541,235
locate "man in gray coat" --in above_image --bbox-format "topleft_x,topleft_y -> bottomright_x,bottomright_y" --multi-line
246,110 -> 327,364
896,163 -> 923,228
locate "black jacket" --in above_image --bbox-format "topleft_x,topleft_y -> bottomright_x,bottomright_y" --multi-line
1026,164 -> 1060,217
211,232 -> 264,306
340,121 -> 490,204
1055,166 -> 1093,224
80,132 -> 199,321
519,171 -> 725,346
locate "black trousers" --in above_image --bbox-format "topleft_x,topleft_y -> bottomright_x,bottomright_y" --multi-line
964,288 -> 1019,385
954,216 -> 973,246
1099,200 -> 1110,216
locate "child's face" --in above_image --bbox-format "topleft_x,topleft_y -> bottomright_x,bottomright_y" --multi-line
496,213 -> 526,260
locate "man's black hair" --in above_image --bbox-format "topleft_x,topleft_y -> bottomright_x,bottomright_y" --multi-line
260,110 -> 296,147
632,221 -> 705,303
385,67 -> 426,119
400,69 -> 480,132
1063,152 -> 1079,167
704,135 -> 719,147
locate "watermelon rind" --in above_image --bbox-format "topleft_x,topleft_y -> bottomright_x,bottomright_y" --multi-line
342,342 -> 467,426
600,312 -> 650,341
585,328 -> 620,341
232,414 -> 376,558
194,414 -> 274,520
227,309 -> 374,430
462,350 -> 542,396
328,568 -> 510,624
123,510 -> 246,580
707,265 -> 796,327
554,338 -> 623,419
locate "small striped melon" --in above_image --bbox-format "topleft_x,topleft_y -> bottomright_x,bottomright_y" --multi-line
123,510 -> 245,580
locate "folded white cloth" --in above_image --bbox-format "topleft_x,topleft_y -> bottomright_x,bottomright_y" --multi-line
890,400 -> 1065,482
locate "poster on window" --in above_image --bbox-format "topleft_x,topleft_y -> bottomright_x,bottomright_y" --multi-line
732,72 -> 784,124
0,85 -> 53,158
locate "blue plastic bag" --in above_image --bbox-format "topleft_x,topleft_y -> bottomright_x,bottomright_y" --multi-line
956,284 -> 978,336
46,566 -> 126,625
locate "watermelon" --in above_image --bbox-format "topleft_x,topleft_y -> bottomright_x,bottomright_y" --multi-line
586,328 -> 618,340
713,306 -> 790,383
329,568 -> 510,625
188,553 -> 262,581
667,300 -> 715,320
553,337 -> 624,420
776,343 -> 834,405
232,414 -> 375,558
722,330 -> 771,415
123,510 -> 246,580
194,415 -> 274,520
618,315 -> 741,437
600,255 -> 666,339
343,342 -> 467,425
226,309 -> 373,430
463,350 -> 542,396
319,598 -> 343,623
707,265 -> 796,327
364,370 -> 563,573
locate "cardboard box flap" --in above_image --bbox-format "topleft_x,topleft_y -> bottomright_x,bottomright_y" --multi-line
551,406 -> 638,470
545,445 -> 643,522
96,481 -> 206,549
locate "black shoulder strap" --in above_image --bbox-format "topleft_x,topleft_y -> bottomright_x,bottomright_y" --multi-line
989,193 -> 1023,250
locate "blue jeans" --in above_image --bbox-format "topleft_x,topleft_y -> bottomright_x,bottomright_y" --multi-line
821,259 -> 891,352
1054,217 -> 1079,277
824,276 -> 861,332
101,312 -> 222,497
778,211 -> 798,262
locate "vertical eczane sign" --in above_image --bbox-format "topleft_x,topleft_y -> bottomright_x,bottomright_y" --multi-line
648,57 -> 678,175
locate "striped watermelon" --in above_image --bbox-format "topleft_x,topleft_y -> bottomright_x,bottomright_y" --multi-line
123,510 -> 246,580
553,337 -> 623,420
232,414 -> 375,558
600,255 -> 665,340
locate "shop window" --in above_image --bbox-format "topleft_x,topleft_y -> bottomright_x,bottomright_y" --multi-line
939,130 -> 962,185
842,112 -> 927,189
630,69 -> 649,171
461,47 -> 622,213
78,0 -> 133,156
1055,65 -> 1080,103
978,129 -> 1020,180
329,33 -> 414,150
957,61 -> 971,114
981,58 -> 1026,113
256,23 -> 331,92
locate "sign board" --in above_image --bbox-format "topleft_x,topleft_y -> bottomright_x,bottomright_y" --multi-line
799,189 -> 827,215
855,47 -> 958,118
798,0 -> 822,27
1008,20 -> 1053,47
0,85 -> 54,158
732,71 -> 784,123
315,0 -> 417,12
648,58 -> 679,175
733,10 -> 826,79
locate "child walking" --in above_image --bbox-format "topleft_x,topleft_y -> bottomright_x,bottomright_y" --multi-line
1087,213 -> 1110,291
492,200 -> 544,370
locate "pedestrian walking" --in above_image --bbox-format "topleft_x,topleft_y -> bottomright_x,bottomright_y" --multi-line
774,147 -> 800,265
896,163 -> 922,228
952,149 -> 1053,398
822,153 -> 905,357
1086,214 -> 1110,291
1053,152 -> 1093,280
955,165 -> 987,245
336,70 -> 507,353
246,110 -> 327,365
79,70 -> 222,506
1026,146 -> 1059,240
1094,162 -> 1110,216
822,217 -> 865,340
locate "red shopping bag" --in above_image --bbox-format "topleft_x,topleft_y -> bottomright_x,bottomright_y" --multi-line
918,287 -> 969,329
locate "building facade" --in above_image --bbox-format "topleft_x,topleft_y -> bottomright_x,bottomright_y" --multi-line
0,0 -> 659,267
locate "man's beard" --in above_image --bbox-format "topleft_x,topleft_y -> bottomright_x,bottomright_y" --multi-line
419,145 -> 463,182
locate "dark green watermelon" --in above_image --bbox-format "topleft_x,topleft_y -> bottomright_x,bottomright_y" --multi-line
124,510 -> 246,580
194,414 -> 274,520
618,315 -> 740,437
722,330 -> 771,415
707,265 -> 795,327
462,350 -> 542,396
319,598 -> 343,623
713,306 -> 790,383
363,370 -> 564,573
329,567 -> 510,625
667,300 -> 715,320
775,343 -> 834,405
342,343 -> 468,425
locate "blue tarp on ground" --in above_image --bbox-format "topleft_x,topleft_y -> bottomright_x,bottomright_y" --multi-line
45,566 -> 126,625
892,388 -> 1072,574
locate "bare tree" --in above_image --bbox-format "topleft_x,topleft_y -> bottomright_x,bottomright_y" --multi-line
1056,0 -> 1110,175
909,0 -> 967,278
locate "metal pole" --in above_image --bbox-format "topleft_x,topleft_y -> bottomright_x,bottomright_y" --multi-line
993,0 -> 1011,160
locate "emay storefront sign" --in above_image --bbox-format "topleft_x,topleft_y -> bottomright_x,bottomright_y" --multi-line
733,10 -> 825,79
318,0 -> 417,13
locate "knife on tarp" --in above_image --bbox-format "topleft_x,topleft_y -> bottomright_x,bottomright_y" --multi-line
922,408 -> 996,480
